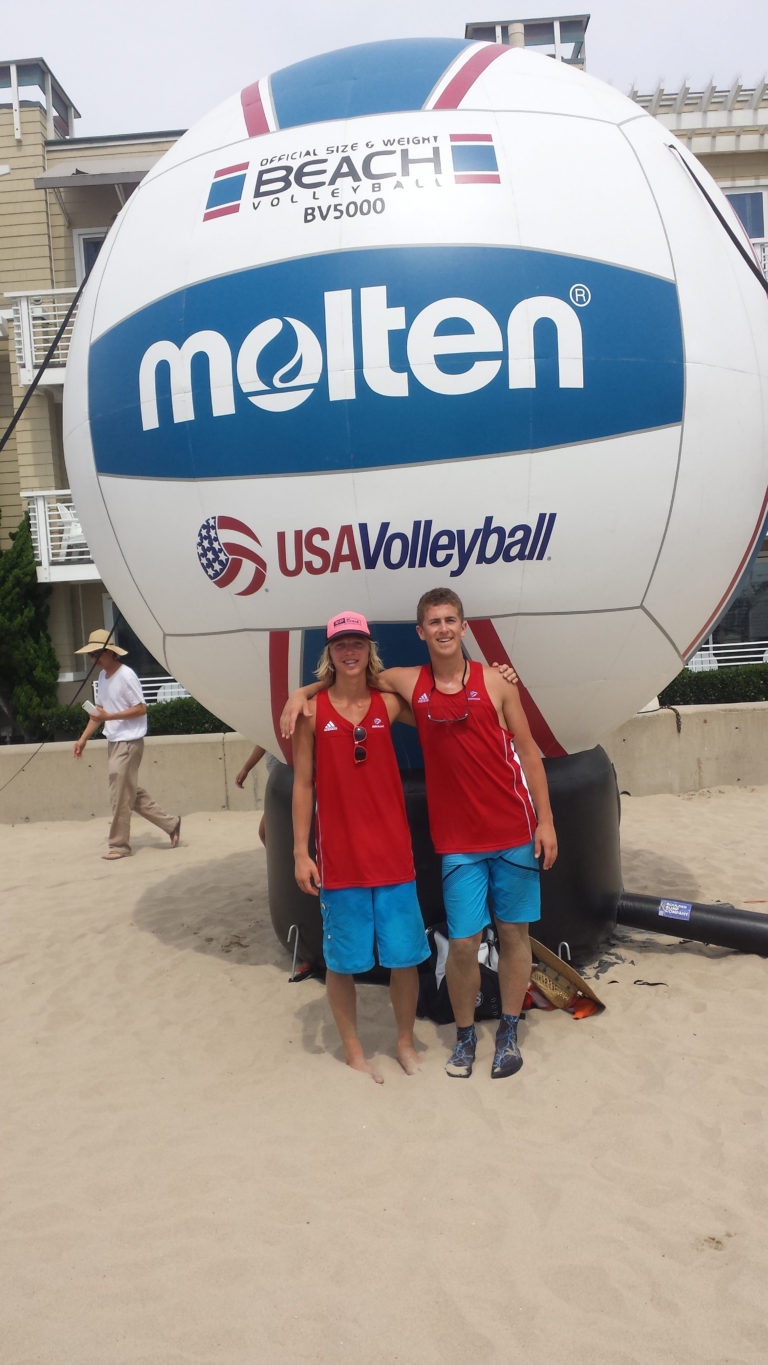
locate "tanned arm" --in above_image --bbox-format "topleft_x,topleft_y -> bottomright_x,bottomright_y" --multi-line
291,708 -> 321,895
485,670 -> 558,869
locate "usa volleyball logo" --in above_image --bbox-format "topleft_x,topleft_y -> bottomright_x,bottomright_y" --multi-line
196,515 -> 267,595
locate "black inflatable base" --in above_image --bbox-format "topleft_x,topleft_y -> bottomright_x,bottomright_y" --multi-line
264,745 -> 622,967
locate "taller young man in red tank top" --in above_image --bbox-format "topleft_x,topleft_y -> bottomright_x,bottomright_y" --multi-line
384,589 -> 557,1080
292,612 -> 429,1083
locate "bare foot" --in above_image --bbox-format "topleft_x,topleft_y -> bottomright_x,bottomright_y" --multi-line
102,850 -> 129,860
396,1042 -> 421,1075
170,818 -> 181,848
344,1042 -> 384,1084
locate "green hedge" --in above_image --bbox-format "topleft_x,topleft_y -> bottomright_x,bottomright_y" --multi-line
147,697 -> 232,735
35,704 -> 86,741
659,664 -> 768,706
35,696 -> 232,741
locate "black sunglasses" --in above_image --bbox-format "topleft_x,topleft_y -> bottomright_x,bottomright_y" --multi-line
426,661 -> 469,724
353,724 -> 367,763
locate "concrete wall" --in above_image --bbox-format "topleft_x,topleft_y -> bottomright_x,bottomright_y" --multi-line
1,704 -> 767,823
0,733 -> 265,825
601,702 -> 768,796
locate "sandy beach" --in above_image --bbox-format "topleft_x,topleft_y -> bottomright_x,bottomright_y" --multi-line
2,786 -> 767,1365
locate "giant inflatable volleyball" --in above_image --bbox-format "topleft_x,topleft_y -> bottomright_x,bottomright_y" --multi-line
63,38 -> 768,758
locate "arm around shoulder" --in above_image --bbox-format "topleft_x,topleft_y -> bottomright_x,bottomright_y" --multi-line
374,666 -> 419,700
280,681 -> 325,738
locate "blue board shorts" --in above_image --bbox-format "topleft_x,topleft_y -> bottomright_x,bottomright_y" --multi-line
319,879 -> 430,975
441,840 -> 541,940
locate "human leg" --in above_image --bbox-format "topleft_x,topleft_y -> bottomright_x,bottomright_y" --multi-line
441,853 -> 492,1076
371,881 -> 428,1074
370,881 -> 428,1072
494,920 -> 533,1017
489,843 -> 539,1014
491,920 -> 533,1079
320,887 -> 381,1081
325,970 -> 383,1083
130,744 -> 179,843
388,968 -> 420,1074
106,740 -> 141,855
441,933 -> 481,1077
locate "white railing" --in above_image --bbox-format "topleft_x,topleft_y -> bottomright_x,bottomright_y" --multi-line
687,638 -> 768,670
93,676 -> 190,705
753,239 -> 768,276
5,288 -> 78,385
21,488 -> 100,584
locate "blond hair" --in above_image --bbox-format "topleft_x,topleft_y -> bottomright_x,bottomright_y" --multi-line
315,637 -> 385,687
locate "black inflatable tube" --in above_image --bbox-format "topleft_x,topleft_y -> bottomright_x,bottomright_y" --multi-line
616,891 -> 768,956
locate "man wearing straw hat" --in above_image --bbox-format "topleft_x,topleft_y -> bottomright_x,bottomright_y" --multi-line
73,629 -> 181,861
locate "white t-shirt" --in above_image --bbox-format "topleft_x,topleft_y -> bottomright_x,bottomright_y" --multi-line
98,664 -> 147,741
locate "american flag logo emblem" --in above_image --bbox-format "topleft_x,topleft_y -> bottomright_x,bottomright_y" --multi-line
196,516 -> 267,595
203,163 -> 249,221
449,133 -> 500,185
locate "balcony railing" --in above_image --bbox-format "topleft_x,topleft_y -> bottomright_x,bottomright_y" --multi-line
687,637 -> 768,670
21,489 -> 100,583
5,288 -> 78,385
93,676 -> 191,705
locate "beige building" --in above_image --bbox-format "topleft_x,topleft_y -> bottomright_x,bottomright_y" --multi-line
2,39 -> 767,703
0,58 -> 181,702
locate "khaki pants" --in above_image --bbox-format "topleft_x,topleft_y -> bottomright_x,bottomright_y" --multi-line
107,739 -> 177,854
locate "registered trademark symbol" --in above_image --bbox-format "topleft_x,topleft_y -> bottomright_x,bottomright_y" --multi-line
570,284 -> 591,307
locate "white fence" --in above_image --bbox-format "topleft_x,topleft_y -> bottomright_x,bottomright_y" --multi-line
93,676 -> 191,706
6,288 -> 78,384
687,638 -> 768,670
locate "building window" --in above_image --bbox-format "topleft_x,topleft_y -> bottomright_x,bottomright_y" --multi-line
725,191 -> 765,239
713,539 -> 768,645
73,229 -> 108,283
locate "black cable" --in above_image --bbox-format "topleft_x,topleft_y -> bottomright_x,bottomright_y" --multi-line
669,143 -> 768,297
0,274 -> 89,456
0,274 -> 113,794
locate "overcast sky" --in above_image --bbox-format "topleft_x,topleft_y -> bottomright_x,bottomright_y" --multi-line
5,0 -> 767,137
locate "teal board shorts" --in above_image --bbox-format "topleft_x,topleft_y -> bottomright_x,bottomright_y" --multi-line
441,840 -> 541,939
319,880 -> 430,974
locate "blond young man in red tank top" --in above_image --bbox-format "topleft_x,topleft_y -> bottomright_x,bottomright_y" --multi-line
283,591 -> 557,1081
292,612 -> 429,1084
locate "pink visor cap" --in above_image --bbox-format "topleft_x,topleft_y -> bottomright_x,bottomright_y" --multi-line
326,611 -> 372,642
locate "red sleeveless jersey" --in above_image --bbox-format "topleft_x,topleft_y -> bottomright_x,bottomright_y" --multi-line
411,660 -> 537,854
314,689 -> 415,889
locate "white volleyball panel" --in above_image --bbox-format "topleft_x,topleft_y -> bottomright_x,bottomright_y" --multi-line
469,45 -> 644,124
644,364 -> 768,653
473,609 -> 683,754
163,629 -> 294,750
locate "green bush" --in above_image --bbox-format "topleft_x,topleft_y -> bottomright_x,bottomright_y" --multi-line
0,514 -> 60,739
30,696 -> 231,742
35,704 -> 90,741
146,696 -> 232,735
659,664 -> 768,706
